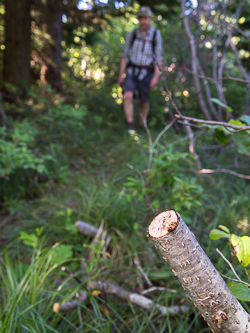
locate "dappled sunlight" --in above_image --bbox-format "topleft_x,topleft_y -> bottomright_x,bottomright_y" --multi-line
237,217 -> 249,233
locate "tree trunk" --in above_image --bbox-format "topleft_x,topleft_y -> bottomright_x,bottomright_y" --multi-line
148,210 -> 250,332
181,0 -> 212,120
3,0 -> 31,94
45,0 -> 63,92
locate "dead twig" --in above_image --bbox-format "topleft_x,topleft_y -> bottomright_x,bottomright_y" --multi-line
179,66 -> 250,85
183,120 -> 202,170
53,279 -> 189,315
198,168 -> 250,180
175,114 -> 250,132
134,252 -> 153,288
219,273 -> 250,288
216,249 -> 250,288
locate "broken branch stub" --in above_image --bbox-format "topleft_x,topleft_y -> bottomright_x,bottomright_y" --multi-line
148,210 -> 250,333
76,221 -> 99,237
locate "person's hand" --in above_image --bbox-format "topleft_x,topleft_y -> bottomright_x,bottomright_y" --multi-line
118,75 -> 124,86
150,75 -> 158,88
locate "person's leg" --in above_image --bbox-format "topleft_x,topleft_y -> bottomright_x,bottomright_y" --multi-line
124,91 -> 134,126
123,69 -> 136,130
139,101 -> 150,126
138,72 -> 152,126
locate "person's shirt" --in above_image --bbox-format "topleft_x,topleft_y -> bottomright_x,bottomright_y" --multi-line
122,25 -> 163,66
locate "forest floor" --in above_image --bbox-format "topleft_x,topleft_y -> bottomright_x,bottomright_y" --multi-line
1,106 -> 250,332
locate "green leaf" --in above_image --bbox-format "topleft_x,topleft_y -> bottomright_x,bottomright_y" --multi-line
213,129 -> 230,145
36,227 -> 44,237
218,225 -> 230,234
229,119 -> 245,126
19,232 -> 38,249
227,282 -> 250,302
233,132 -> 250,155
230,234 -> 250,268
65,223 -> 77,234
240,115 -> 250,126
51,244 -> 73,264
209,229 -> 230,240
211,98 -> 233,112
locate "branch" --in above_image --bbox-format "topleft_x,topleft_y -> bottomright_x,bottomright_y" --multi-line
134,252 -> 153,288
53,292 -> 88,313
183,120 -> 202,170
76,220 -> 99,237
216,249 -> 242,281
53,280 -> 189,315
228,30 -> 250,82
216,249 -> 250,288
179,67 -> 250,84
148,210 -> 250,332
76,220 -> 111,246
198,168 -> 250,180
175,114 -> 250,132
153,53 -> 181,117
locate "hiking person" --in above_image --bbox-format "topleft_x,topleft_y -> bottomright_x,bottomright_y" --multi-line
118,6 -> 163,132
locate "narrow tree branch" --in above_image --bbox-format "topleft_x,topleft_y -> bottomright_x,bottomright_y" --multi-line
134,252 -> 153,288
153,53 -> 182,117
228,30 -> 250,82
216,249 -> 242,282
198,168 -> 250,180
197,59 -> 220,120
219,273 -> 250,288
183,120 -> 202,170
153,118 -> 177,148
175,114 -> 250,131
216,249 -> 250,288
53,280 -> 189,315
179,67 -> 250,84
53,292 -> 88,313
145,113 -> 176,172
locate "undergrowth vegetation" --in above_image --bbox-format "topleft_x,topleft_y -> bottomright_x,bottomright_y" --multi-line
1,83 -> 250,332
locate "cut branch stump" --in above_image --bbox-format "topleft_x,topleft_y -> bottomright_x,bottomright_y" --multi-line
147,210 -> 250,333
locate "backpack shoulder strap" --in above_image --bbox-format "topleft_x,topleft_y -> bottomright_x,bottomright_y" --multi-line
152,28 -> 158,55
129,29 -> 137,50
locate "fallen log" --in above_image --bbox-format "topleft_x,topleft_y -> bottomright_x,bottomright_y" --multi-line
148,210 -> 250,332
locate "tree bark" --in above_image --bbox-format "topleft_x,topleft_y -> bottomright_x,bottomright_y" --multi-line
3,0 -> 31,93
148,210 -> 250,332
45,0 -> 63,92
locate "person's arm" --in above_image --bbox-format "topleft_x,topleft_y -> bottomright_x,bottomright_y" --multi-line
150,61 -> 162,88
118,57 -> 127,86
150,30 -> 163,88
118,31 -> 133,86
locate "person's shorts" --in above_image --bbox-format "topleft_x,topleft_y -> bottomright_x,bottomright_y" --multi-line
123,66 -> 152,102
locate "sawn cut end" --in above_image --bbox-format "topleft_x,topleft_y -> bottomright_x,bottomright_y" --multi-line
148,210 -> 180,240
